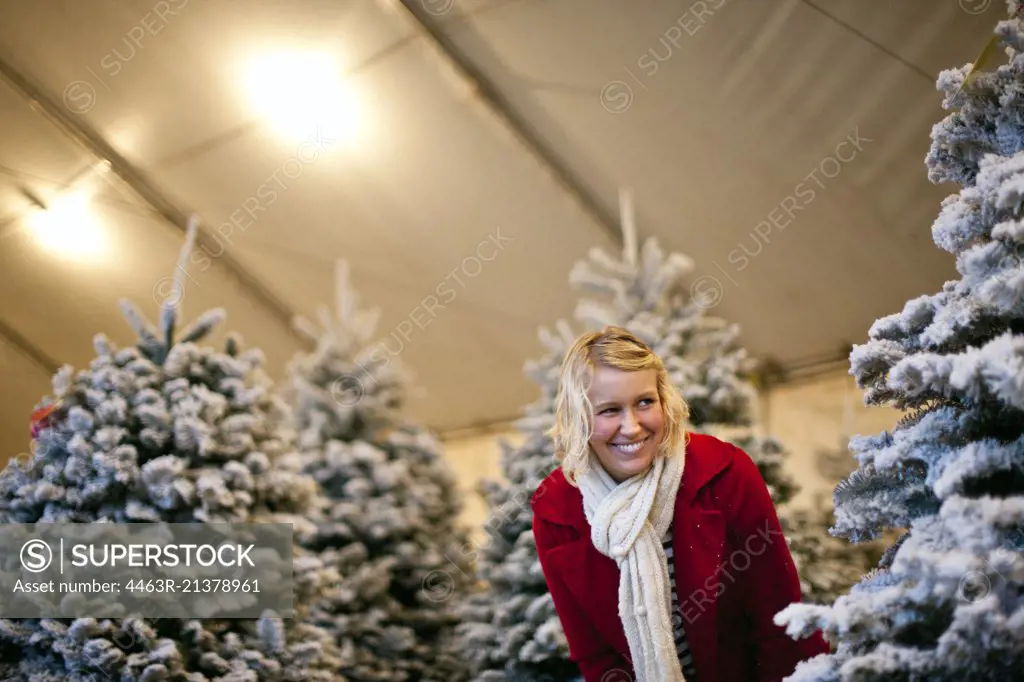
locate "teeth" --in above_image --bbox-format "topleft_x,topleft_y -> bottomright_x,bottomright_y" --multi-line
613,438 -> 646,454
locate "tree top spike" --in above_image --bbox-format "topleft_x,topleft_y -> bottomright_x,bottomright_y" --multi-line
619,187 -> 638,268
335,259 -> 355,327
160,214 -> 200,347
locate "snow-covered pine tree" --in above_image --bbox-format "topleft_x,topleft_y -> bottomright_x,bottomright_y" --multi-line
0,218 -> 341,681
286,261 -> 473,681
775,4 -> 1024,678
455,191 -> 820,680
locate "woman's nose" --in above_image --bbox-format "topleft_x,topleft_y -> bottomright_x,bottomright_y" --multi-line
619,410 -> 641,435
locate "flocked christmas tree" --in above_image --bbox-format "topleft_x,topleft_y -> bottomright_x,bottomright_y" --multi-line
775,4 -> 1024,678
0,218 -> 341,681
455,191 -> 829,680
286,261 -> 473,681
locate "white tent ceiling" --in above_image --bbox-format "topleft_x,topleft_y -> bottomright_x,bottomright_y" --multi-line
0,0 -> 999,453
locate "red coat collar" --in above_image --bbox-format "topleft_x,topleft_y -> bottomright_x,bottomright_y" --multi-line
531,432 -> 734,528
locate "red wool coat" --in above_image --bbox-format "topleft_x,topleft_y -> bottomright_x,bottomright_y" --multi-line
531,433 -> 830,682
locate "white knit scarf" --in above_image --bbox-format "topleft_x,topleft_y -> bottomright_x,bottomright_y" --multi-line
577,445 -> 687,682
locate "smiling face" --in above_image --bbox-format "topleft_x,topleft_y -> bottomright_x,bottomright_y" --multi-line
587,365 -> 666,483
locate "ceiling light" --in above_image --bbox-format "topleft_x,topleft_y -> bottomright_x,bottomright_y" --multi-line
244,50 -> 360,147
26,191 -> 109,261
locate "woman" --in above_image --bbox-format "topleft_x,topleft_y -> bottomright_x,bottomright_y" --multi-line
531,326 -> 829,682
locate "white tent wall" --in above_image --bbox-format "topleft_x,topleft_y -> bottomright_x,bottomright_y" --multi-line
441,424 -> 526,550
0,342 -> 53,467
765,370 -> 902,510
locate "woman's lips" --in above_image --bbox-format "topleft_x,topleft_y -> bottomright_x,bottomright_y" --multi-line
610,435 -> 650,456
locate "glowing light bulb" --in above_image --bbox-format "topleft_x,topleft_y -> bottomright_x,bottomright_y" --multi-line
26,191 -> 108,260
244,51 -> 360,147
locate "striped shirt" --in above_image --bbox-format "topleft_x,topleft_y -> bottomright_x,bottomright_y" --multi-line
663,525 -> 699,679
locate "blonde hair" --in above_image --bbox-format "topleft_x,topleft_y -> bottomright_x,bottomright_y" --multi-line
547,325 -> 689,486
